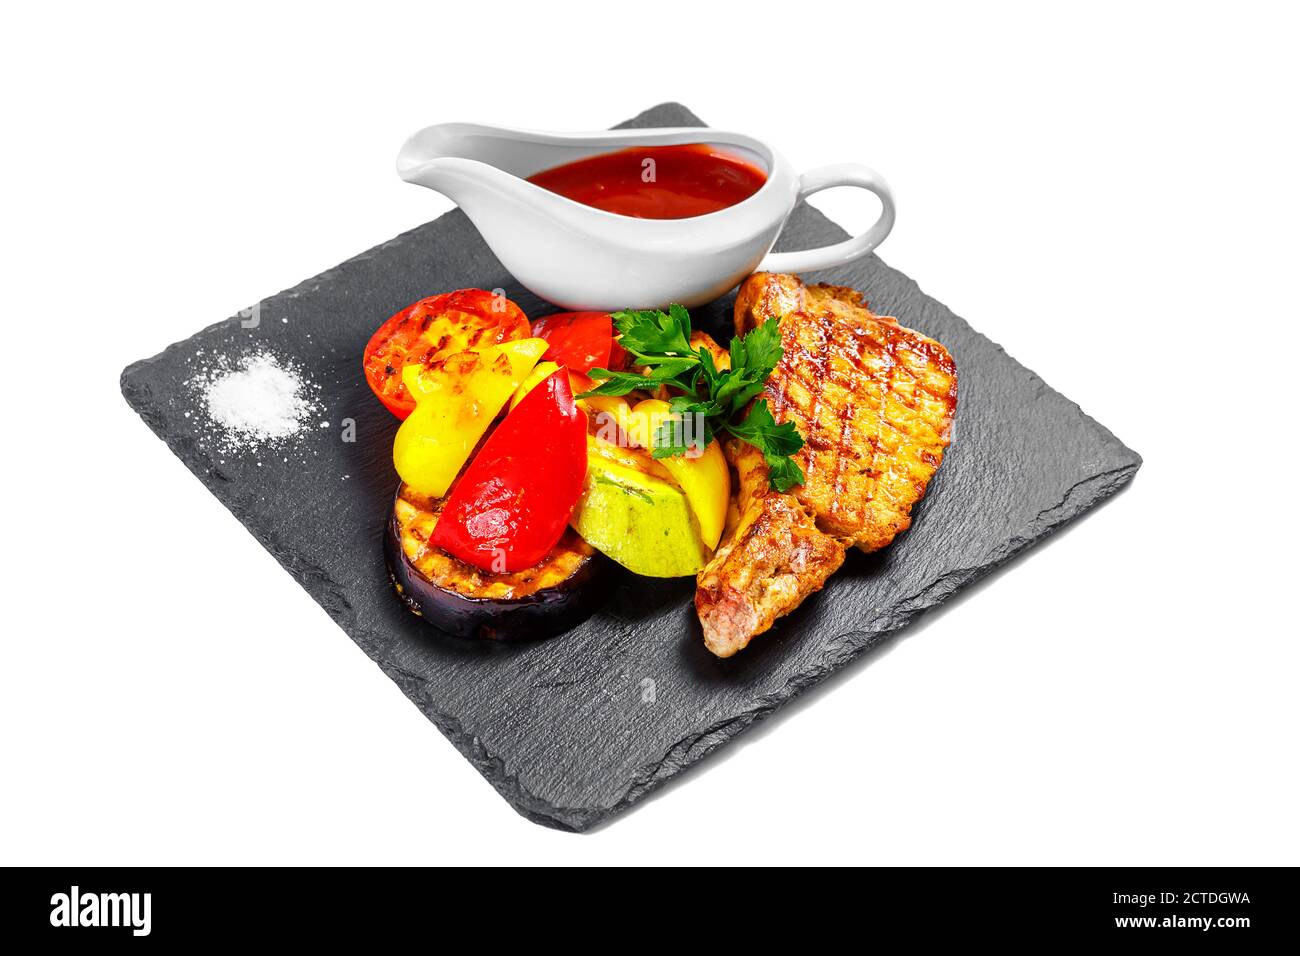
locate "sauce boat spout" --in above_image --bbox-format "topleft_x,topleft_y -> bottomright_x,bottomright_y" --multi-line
396,123 -> 539,217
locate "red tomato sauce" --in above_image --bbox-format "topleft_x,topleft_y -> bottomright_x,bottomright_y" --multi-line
526,144 -> 768,219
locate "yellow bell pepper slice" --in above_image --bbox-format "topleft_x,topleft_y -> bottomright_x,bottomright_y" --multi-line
508,361 -> 561,410
582,393 -> 633,434
587,396 -> 730,550
393,338 -> 548,497
511,364 -> 597,411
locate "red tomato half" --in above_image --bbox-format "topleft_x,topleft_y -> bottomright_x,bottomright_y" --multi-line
607,337 -> 629,371
363,289 -> 529,419
530,311 -> 614,373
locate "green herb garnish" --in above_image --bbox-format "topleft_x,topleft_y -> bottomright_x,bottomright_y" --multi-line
579,305 -> 806,492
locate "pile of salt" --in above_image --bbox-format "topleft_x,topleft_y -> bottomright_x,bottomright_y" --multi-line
190,350 -> 323,453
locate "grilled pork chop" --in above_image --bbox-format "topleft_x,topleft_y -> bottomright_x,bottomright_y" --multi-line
696,439 -> 846,656
696,273 -> 957,657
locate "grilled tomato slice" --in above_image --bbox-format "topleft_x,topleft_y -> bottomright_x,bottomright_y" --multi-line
363,289 -> 530,419
530,311 -> 614,374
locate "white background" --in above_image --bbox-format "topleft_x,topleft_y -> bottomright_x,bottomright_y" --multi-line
3,2 -> 1297,865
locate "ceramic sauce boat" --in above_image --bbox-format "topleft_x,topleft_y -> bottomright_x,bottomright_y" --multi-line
397,122 -> 895,311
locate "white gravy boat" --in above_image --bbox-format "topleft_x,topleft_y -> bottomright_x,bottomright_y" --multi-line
397,123 -> 895,311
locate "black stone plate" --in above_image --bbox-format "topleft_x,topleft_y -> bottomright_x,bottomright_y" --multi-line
121,103 -> 1141,831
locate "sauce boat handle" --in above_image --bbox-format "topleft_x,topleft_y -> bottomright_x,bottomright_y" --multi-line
758,164 -> 896,274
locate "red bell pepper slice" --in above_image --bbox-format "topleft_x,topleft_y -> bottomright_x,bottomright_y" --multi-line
433,369 -> 587,573
530,311 -> 614,374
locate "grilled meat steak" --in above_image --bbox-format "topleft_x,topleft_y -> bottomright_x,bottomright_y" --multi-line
696,439 -> 846,658
696,273 -> 957,656
736,273 -> 959,551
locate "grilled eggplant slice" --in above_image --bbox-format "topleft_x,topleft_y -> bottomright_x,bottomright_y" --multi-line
385,482 -> 609,641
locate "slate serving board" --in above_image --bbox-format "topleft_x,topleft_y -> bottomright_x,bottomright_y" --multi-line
121,103 -> 1141,831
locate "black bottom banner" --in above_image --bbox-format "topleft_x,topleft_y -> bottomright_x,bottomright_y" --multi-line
3,866 -> 1291,945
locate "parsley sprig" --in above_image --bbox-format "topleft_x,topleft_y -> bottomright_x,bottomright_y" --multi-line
578,305 -> 806,492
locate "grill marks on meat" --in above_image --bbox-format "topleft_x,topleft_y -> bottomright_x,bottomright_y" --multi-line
694,273 -> 957,656
736,274 -> 957,550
